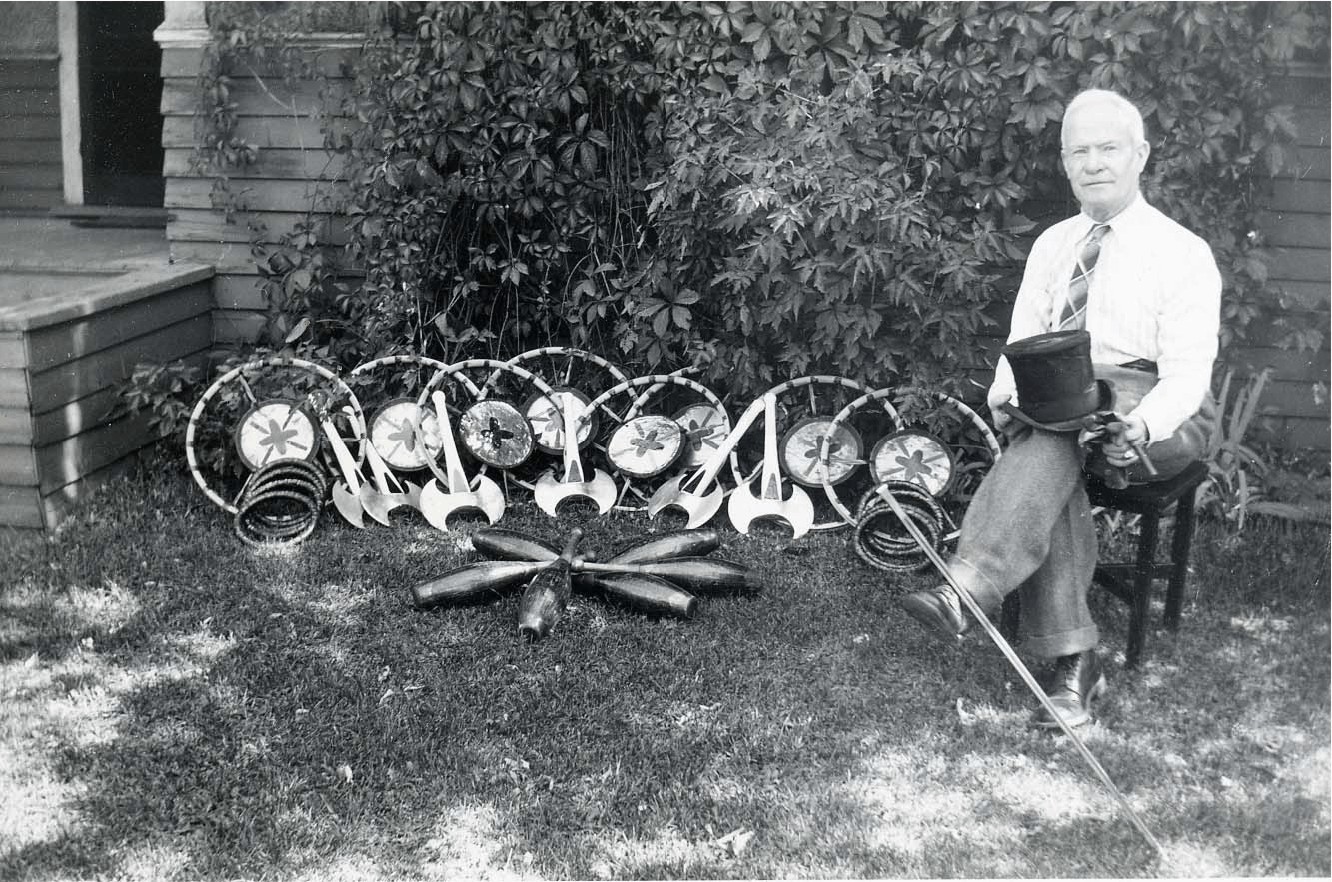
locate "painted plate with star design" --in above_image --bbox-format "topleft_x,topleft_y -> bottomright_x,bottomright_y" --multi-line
869,429 -> 956,497
232,398 -> 321,472
368,398 -> 443,471
607,415 -> 685,478
671,403 -> 728,470
779,416 -> 864,488
523,387 -> 598,455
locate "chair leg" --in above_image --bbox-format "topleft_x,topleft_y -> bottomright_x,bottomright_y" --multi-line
1166,490 -> 1198,631
1126,512 -> 1160,668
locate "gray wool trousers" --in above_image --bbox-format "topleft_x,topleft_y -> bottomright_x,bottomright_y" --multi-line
943,401 -> 1213,659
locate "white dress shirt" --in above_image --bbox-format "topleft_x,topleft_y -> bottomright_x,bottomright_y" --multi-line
988,193 -> 1221,442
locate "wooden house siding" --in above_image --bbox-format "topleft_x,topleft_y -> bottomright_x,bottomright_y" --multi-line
1241,66 -> 1331,451
158,44 -> 356,349
0,57 -> 63,212
0,265 -> 215,528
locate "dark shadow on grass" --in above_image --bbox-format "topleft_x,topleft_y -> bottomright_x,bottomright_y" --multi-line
0,467 -> 1327,879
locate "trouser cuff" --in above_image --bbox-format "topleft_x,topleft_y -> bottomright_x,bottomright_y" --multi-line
1020,624 -> 1099,660
944,554 -> 1004,615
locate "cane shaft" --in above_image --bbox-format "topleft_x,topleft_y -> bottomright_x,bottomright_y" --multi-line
1130,441 -> 1158,476
873,484 -> 1162,855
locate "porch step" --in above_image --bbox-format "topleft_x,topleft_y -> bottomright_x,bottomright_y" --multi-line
49,206 -> 170,229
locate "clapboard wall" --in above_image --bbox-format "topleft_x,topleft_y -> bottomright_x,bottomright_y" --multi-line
0,55 -> 63,213
159,42 -> 356,345
1242,65 -> 1331,452
0,266 -> 215,528
158,38 -> 1331,452
0,1 -> 61,212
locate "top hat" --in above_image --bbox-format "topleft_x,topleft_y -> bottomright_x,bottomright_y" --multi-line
998,330 -> 1112,432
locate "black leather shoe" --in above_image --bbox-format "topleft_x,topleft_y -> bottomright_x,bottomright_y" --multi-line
1030,649 -> 1106,729
899,585 -> 969,642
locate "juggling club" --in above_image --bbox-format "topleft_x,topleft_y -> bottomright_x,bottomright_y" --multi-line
570,562 -> 699,619
411,559 -> 554,609
471,527 -> 562,562
571,557 -> 759,595
517,529 -> 585,641
604,528 -> 722,563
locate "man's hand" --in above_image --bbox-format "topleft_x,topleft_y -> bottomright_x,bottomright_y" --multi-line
1101,412 -> 1149,467
990,395 -> 1014,433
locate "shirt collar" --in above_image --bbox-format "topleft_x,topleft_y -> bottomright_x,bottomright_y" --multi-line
1076,191 -> 1146,236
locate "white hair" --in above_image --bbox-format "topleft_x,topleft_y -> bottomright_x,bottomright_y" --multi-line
1061,89 -> 1147,146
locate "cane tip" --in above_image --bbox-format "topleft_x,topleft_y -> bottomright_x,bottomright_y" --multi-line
1153,840 -> 1221,875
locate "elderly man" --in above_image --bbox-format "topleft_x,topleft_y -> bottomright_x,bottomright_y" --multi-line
899,89 -> 1221,728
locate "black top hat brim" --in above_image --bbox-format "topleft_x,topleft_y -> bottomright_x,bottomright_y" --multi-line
999,379 -> 1114,432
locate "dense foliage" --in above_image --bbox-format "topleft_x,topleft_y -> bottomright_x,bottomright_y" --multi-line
314,1 -> 1325,398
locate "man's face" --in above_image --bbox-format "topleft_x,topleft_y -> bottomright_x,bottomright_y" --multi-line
1060,103 -> 1149,222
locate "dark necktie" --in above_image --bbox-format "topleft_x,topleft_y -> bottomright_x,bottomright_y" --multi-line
1057,223 -> 1110,331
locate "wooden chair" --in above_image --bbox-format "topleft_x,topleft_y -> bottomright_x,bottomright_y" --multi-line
1001,460 -> 1210,667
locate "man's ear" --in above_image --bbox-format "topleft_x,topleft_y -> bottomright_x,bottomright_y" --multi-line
1134,139 -> 1151,172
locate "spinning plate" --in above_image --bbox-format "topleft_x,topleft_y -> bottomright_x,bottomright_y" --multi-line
458,399 -> 535,469
672,403 -> 728,470
369,397 -> 443,471
233,399 -> 321,472
608,415 -> 685,478
869,429 -> 956,497
524,387 -> 598,454
780,416 -> 864,488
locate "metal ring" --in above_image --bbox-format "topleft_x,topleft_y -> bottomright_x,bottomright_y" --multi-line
234,487 -> 321,548
739,375 -> 875,531
483,346 -> 629,400
819,386 -> 1002,535
853,481 -> 946,574
581,372 -> 741,511
186,356 -> 366,516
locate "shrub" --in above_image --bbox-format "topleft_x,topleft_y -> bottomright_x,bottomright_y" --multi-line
313,2 -> 1326,401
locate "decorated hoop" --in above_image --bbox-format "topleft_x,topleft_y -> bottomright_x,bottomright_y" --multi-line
820,387 -> 1001,541
186,356 -> 366,516
581,372 -> 743,510
737,375 -> 874,532
233,458 -> 326,549
486,346 -> 630,397
350,355 -> 466,472
485,348 -> 626,453
852,480 -> 948,575
414,358 -> 558,479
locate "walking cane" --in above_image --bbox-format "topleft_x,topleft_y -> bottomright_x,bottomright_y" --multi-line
872,483 -> 1163,856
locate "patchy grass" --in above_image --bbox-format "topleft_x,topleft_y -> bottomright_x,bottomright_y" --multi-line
0,456 -> 1327,880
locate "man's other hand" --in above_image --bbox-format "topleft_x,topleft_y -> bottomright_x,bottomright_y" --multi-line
1101,412 -> 1149,467
989,395 -> 1014,433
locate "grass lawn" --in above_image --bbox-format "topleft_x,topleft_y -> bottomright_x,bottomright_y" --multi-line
1,454 -> 1328,880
